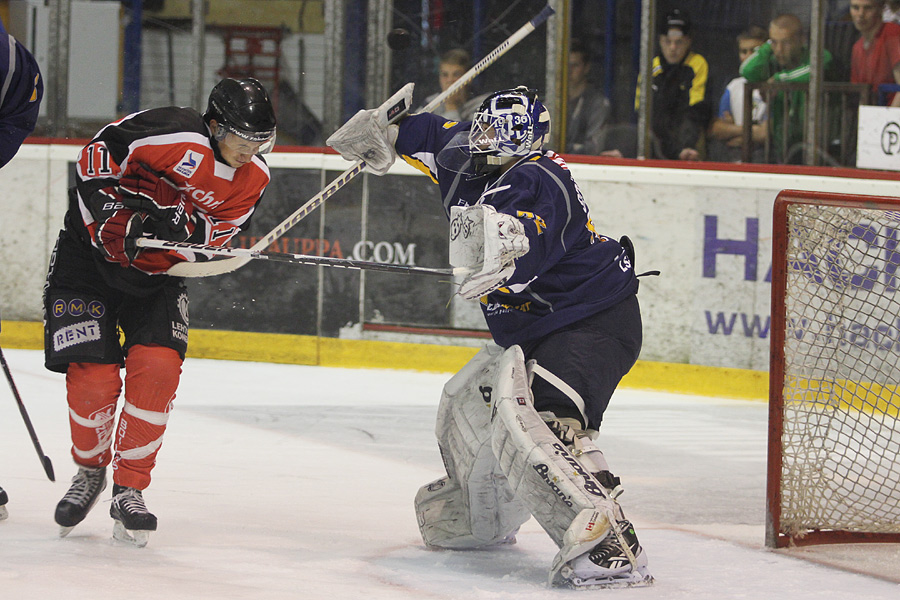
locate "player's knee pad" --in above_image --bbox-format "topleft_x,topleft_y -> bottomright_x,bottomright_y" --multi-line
66,362 -> 122,466
123,344 -> 182,412
416,344 -> 530,549
490,345 -> 621,551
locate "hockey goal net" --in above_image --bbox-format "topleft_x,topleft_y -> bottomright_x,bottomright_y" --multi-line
768,189 -> 900,548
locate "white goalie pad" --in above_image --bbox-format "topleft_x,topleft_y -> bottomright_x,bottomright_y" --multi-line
449,204 -> 530,300
414,344 -> 531,549
490,345 -> 640,581
326,83 -> 414,175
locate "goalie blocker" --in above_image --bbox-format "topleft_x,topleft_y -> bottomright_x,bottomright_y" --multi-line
449,204 -> 529,299
415,344 -> 652,588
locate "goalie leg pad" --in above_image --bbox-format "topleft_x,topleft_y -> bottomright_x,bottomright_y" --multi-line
415,344 -> 530,549
415,475 -> 520,549
490,345 -> 615,547
489,345 -> 650,586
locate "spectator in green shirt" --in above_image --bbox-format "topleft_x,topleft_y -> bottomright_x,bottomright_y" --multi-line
740,13 -> 836,163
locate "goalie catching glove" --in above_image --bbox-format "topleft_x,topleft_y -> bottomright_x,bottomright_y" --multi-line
450,204 -> 530,300
326,83 -> 414,176
117,162 -> 194,242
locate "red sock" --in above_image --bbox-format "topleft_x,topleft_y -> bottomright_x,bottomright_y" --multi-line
66,362 -> 122,468
112,345 -> 183,490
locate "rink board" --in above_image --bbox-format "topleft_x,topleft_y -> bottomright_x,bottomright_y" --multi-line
2,144 -> 900,375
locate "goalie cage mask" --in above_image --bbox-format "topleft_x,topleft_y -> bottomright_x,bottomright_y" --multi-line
205,77 -> 277,153
468,86 -> 550,176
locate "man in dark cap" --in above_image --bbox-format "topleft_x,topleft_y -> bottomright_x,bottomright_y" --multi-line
636,8 -> 711,160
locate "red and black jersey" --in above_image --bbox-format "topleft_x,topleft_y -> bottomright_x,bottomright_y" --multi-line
65,106 -> 269,291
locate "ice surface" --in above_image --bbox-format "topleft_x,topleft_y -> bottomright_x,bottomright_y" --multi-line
1,349 -> 899,599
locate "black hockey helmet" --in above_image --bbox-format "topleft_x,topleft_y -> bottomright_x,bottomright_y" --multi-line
204,78 -> 277,151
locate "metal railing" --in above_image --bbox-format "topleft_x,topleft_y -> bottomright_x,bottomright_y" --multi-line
741,81 -> 870,166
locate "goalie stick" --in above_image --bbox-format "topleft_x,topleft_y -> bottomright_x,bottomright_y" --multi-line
137,237 -> 464,278
0,342 -> 55,481
168,4 -> 556,278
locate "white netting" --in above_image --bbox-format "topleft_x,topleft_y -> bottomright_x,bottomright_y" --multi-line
779,202 -> 900,539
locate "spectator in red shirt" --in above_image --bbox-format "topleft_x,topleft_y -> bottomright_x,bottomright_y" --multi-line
851,0 -> 900,106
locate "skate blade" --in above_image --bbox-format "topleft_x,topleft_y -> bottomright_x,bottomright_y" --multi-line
562,567 -> 654,589
0,505 -> 8,521
112,520 -> 151,548
58,525 -> 76,538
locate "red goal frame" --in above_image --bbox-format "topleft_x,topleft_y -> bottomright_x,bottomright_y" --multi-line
767,189 -> 900,548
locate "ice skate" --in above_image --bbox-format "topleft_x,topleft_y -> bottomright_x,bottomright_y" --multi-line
553,520 -> 653,589
55,466 -> 107,536
110,484 -> 157,547
0,485 -> 8,521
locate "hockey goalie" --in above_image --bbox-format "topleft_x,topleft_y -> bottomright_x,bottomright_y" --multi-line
329,86 -> 652,587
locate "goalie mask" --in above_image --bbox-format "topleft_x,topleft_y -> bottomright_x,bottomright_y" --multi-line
205,78 -> 277,154
468,87 -> 550,176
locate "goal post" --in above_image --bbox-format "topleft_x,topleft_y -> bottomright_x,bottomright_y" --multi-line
767,189 -> 900,548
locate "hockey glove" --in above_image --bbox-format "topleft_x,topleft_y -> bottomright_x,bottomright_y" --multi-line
327,109 -> 400,176
450,204 -> 530,300
118,162 -> 194,241
326,83 -> 413,176
96,208 -> 144,267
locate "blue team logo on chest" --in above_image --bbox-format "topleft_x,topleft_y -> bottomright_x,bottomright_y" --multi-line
174,150 -> 203,179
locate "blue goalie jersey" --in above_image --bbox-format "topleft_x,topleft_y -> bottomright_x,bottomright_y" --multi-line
0,19 -> 43,168
395,113 -> 638,348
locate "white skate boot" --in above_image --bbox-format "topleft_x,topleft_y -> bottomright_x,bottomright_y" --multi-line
554,520 -> 653,588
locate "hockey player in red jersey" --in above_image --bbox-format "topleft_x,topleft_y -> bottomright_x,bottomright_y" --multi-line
44,78 -> 275,546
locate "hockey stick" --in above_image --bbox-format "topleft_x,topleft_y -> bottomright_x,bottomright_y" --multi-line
137,237 -> 462,278
420,3 -> 554,114
166,82 -> 414,278
167,4 -> 555,278
0,345 -> 55,481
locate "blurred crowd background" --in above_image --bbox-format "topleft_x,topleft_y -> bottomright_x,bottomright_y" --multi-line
0,0 -> 893,168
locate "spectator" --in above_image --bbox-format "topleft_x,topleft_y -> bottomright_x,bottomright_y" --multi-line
0,17 -> 43,168
708,26 -> 769,162
419,48 -> 486,122
850,0 -> 900,106
636,8 -> 711,161
564,40 -> 612,155
740,13 -> 836,163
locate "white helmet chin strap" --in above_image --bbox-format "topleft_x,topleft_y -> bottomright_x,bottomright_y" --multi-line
486,154 -> 517,167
